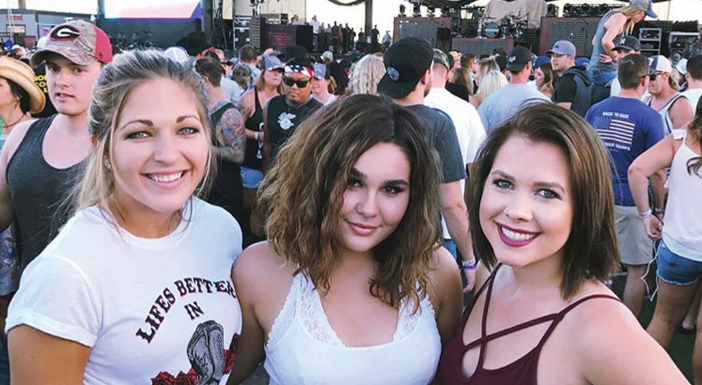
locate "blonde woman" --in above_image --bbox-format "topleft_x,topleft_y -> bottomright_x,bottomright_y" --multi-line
589,0 -> 656,87
347,54 -> 385,96
470,70 -> 508,109
6,50 -> 242,385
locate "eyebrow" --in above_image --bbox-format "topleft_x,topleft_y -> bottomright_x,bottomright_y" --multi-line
45,60 -> 86,70
350,168 -> 409,186
118,115 -> 200,131
490,170 -> 566,193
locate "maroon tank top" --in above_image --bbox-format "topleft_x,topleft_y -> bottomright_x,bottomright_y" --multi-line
435,265 -> 619,385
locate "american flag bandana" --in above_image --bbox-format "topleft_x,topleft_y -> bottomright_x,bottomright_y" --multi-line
285,64 -> 313,78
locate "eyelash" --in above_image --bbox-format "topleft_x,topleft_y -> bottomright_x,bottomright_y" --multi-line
125,127 -> 199,140
493,178 -> 560,199
347,179 -> 405,195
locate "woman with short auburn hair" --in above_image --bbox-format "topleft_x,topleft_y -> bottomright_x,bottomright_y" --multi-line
436,103 -> 688,385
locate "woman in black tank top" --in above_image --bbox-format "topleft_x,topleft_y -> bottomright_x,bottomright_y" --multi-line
239,61 -> 283,242
436,103 -> 687,385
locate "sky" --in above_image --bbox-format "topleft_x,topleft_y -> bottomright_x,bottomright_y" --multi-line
6,0 -> 698,30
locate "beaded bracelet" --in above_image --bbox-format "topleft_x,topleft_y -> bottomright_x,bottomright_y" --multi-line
461,260 -> 477,270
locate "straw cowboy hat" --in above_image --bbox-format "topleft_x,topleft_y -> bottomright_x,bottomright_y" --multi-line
0,56 -> 45,114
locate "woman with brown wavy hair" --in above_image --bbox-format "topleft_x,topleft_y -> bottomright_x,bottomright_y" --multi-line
229,94 -> 462,384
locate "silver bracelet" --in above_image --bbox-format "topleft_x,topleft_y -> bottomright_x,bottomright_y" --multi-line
638,209 -> 652,218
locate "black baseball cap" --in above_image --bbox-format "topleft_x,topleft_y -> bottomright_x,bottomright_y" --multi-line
614,35 -> 641,51
506,46 -> 531,72
378,37 -> 433,99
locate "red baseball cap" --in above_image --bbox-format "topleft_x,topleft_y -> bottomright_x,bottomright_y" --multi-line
30,20 -> 112,67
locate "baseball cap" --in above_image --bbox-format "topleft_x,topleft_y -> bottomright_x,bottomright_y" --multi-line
575,57 -> 590,68
649,55 -> 672,74
614,35 -> 641,51
433,49 -> 451,70
313,62 -> 329,79
546,40 -> 576,57
676,58 -> 688,75
30,20 -> 112,67
378,37 -> 433,99
533,55 -> 550,68
506,46 -> 531,72
163,46 -> 189,65
630,0 -> 657,18
264,55 -> 284,71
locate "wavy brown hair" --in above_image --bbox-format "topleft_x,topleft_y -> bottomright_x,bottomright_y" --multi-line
469,103 -> 618,299
259,94 -> 443,310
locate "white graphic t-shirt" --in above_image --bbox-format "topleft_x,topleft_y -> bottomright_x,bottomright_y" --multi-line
6,198 -> 243,385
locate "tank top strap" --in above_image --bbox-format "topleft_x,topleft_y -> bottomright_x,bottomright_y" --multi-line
534,294 -> 620,350
254,87 -> 262,111
8,116 -> 54,169
479,264 -> 503,338
458,263 -> 501,326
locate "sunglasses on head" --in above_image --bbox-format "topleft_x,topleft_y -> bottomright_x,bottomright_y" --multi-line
283,77 -> 310,88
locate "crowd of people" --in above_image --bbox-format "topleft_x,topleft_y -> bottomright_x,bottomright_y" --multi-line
0,0 -> 699,383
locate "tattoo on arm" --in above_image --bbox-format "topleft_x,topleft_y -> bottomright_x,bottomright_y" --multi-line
217,109 -> 246,164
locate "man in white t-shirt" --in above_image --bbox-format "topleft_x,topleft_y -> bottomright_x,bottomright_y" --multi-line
425,49 -> 486,286
683,55 -> 702,111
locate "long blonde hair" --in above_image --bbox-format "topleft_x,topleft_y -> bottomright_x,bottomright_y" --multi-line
72,50 -> 214,218
613,6 -> 645,35
477,70 -> 508,100
348,54 -> 386,95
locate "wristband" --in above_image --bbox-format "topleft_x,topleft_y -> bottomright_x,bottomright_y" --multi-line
638,209 -> 652,218
653,208 -> 665,215
461,260 -> 477,270
255,132 -> 260,141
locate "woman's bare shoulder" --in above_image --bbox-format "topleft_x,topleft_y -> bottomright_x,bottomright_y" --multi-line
233,241 -> 295,289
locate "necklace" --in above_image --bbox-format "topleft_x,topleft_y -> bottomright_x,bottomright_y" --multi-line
1,113 -> 28,130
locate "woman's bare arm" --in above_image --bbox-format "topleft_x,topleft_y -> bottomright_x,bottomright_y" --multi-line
8,326 -> 90,385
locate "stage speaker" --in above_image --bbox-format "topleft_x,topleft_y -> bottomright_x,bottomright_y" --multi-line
451,38 -> 514,57
539,17 -> 600,57
249,16 -> 265,51
398,22 -> 451,51
264,24 -> 313,53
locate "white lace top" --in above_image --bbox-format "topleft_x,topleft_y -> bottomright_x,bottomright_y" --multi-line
264,273 -> 442,385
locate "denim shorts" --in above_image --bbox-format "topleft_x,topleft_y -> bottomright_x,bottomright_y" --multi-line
240,166 -> 264,189
656,240 -> 702,286
588,66 -> 617,87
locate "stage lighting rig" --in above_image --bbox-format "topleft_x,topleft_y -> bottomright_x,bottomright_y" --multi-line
399,4 -> 406,17
441,6 -> 451,18
547,4 -> 557,17
412,3 -> 421,17
427,6 -> 436,18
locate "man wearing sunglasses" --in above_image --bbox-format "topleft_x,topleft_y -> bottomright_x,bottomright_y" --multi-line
263,57 -> 322,169
644,55 -> 693,134
585,54 -> 666,319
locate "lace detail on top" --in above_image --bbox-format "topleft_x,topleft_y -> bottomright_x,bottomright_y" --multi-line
298,274 -> 346,347
265,272 -> 301,349
267,273 -> 435,349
